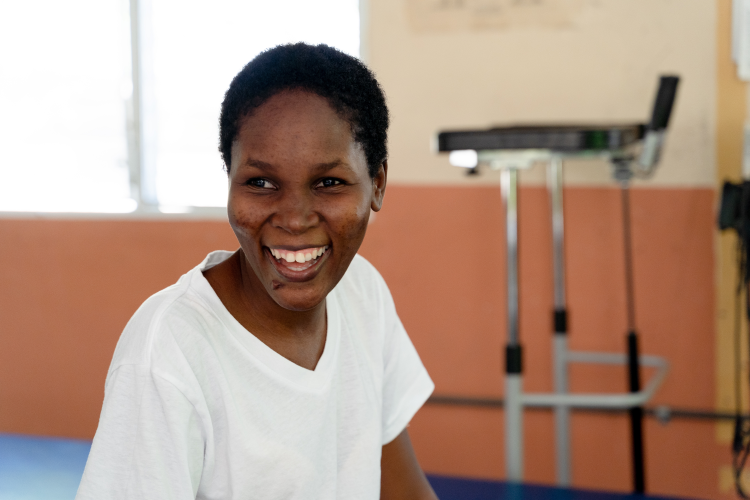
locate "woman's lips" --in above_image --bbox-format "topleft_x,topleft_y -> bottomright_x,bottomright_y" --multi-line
265,246 -> 329,281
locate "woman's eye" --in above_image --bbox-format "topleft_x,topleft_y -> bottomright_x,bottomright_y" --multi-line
317,178 -> 343,188
247,178 -> 274,189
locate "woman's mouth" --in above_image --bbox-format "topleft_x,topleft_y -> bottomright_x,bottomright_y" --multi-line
266,245 -> 329,273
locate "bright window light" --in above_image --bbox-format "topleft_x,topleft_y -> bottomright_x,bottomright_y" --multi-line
149,0 -> 360,208
0,0 -> 359,213
0,0 -> 135,213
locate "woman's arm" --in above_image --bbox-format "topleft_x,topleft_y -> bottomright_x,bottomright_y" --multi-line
380,429 -> 439,500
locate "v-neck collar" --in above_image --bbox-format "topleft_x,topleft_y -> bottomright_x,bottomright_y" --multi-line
191,251 -> 340,392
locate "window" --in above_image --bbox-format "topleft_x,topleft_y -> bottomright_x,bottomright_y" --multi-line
0,0 -> 133,213
0,0 -> 360,214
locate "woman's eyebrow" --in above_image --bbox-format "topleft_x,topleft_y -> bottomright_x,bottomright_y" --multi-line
313,160 -> 352,173
241,158 -> 353,172
242,158 -> 275,170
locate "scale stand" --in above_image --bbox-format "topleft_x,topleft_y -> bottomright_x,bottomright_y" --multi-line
501,166 -> 524,480
435,76 -> 679,492
548,156 -> 571,486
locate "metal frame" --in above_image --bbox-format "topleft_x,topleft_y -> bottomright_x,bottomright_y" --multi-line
548,157 -> 571,486
501,167 -> 523,480
482,152 -> 669,485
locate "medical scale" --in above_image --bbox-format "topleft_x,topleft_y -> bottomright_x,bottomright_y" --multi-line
435,76 -> 680,493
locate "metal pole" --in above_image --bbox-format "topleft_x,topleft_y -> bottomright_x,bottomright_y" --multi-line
621,183 -> 646,493
501,168 -> 524,482
548,157 -> 571,486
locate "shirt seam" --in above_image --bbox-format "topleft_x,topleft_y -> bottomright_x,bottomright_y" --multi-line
107,280 -> 196,379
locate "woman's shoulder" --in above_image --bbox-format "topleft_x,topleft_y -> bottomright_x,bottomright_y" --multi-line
109,253 -> 230,373
109,278 -> 193,365
331,254 -> 395,321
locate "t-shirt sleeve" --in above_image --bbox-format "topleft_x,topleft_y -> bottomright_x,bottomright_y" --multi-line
75,363 -> 205,500
377,275 -> 435,445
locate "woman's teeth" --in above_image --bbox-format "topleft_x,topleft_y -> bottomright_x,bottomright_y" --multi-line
270,246 -> 328,264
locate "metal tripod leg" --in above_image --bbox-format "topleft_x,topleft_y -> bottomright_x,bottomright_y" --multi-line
502,168 -> 524,482
548,157 -> 571,486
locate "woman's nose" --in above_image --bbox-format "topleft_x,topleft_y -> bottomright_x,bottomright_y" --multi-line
273,190 -> 319,234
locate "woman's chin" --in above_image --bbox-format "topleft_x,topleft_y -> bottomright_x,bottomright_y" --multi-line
269,287 -> 327,313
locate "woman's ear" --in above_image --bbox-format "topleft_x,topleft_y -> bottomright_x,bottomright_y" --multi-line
371,161 -> 388,212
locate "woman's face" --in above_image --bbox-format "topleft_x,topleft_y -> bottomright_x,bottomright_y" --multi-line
228,89 -> 386,312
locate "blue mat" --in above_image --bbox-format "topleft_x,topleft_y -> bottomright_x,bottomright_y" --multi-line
0,433 -> 701,500
0,434 -> 91,500
427,475 -> 702,500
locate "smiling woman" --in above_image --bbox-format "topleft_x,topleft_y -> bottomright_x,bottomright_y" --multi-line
74,44 -> 437,500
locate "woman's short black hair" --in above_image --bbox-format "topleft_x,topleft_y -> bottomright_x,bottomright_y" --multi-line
219,43 -> 389,178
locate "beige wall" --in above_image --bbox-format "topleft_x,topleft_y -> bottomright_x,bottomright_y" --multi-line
366,0 -> 716,187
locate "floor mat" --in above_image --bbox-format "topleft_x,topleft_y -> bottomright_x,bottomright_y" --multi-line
0,433 -> 703,500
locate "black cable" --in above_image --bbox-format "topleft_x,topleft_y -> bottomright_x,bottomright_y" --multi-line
733,240 -> 747,498
621,185 -> 645,494
734,238 -> 744,415
734,222 -> 750,499
736,428 -> 750,499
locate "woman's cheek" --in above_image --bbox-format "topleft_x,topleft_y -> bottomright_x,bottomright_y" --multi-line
339,207 -> 370,246
228,201 -> 264,239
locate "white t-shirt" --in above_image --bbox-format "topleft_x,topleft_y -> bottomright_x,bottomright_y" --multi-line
75,251 -> 434,500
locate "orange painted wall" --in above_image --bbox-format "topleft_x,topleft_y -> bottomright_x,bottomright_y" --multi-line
361,185 -> 723,499
0,220 -> 237,437
0,185 -> 723,497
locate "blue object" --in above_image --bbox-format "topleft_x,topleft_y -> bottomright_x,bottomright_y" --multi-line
0,433 -> 91,500
427,475 -> 703,500
0,434 -> 703,500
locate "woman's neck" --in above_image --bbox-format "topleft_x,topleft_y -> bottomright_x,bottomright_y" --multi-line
204,250 -> 327,371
